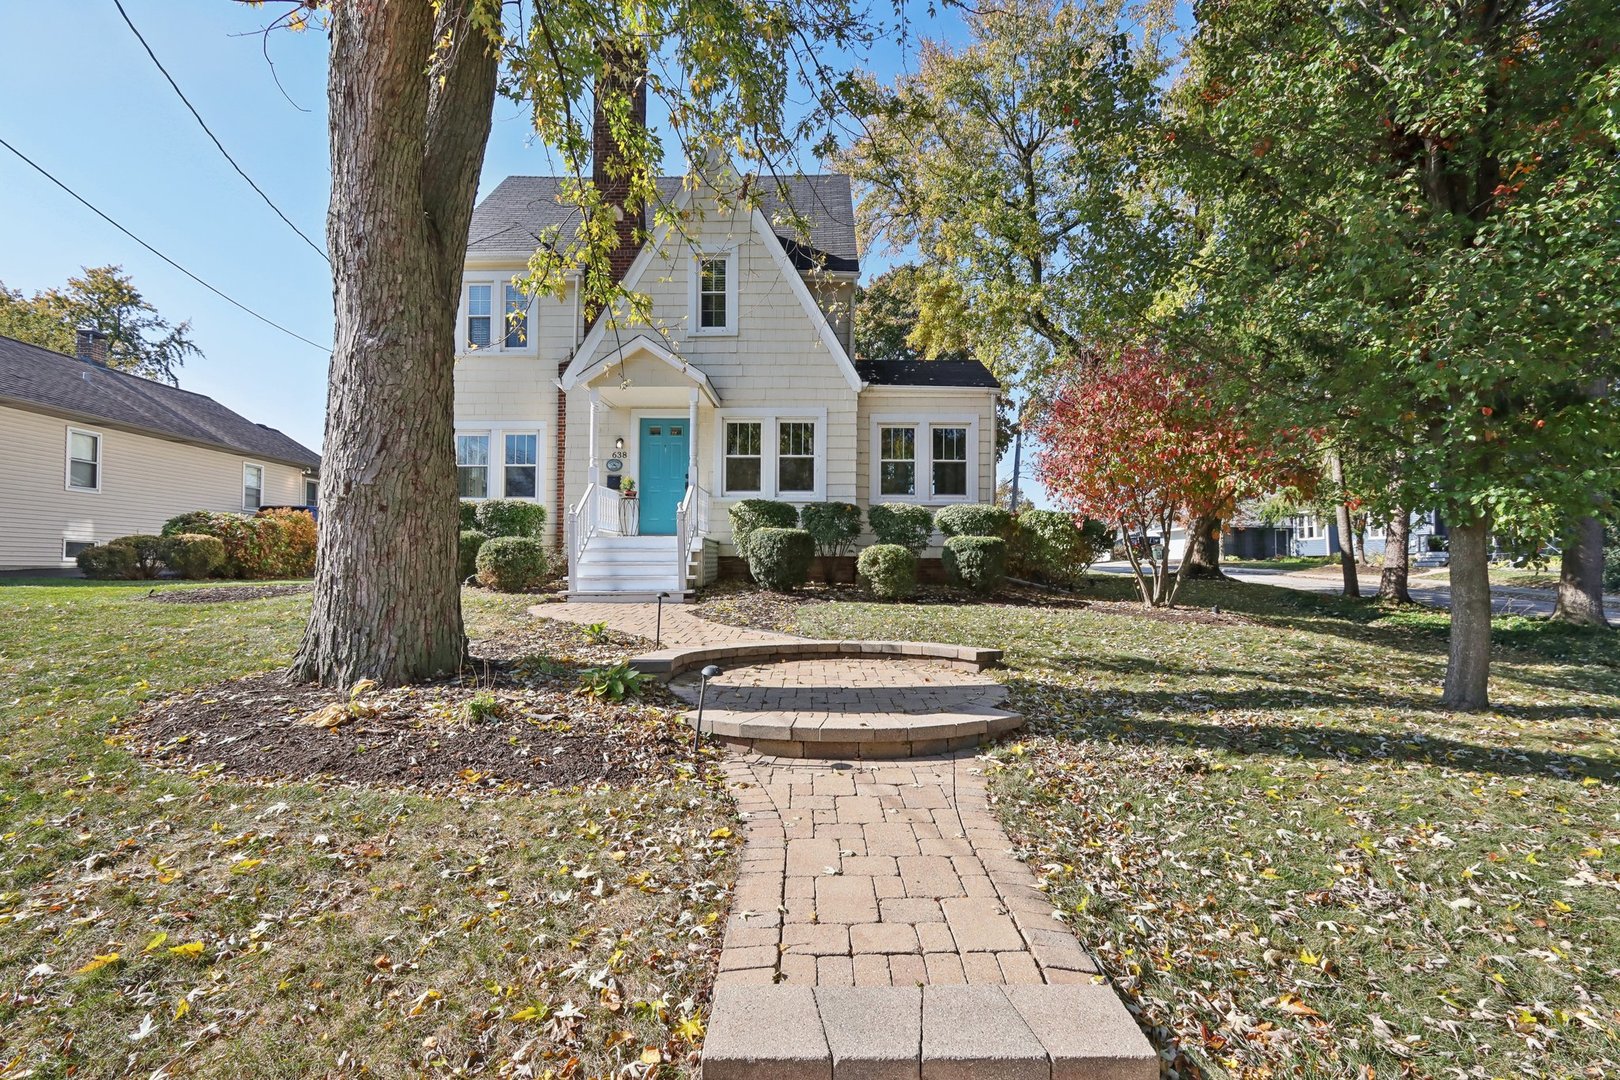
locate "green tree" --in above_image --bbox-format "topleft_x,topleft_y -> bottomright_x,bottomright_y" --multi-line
0,265 -> 200,384
1174,0 -> 1620,707
853,264 -> 969,365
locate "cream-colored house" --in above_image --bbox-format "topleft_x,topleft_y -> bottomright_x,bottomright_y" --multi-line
0,331 -> 320,572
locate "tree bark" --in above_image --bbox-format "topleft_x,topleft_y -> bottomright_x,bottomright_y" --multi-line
1180,514 -> 1226,580
1442,518 -> 1493,710
1551,515 -> 1612,629
1328,452 -> 1359,597
1378,508 -> 1412,603
291,0 -> 499,687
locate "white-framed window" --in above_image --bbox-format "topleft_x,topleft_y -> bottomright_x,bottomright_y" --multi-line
690,251 -> 737,335
63,539 -> 93,561
456,433 -> 491,498
465,284 -> 492,349
304,476 -> 319,505
461,279 -> 535,353
66,427 -> 101,492
455,422 -> 545,501
717,411 -> 825,499
242,463 -> 264,511
503,284 -> 528,348
1292,514 -> 1319,539
504,432 -> 538,498
869,414 -> 980,504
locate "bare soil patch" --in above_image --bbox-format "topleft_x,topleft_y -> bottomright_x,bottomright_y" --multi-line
145,583 -> 313,603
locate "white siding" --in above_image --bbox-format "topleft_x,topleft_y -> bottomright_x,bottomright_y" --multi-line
0,403 -> 307,570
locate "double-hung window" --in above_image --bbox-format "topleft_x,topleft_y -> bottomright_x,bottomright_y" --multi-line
503,433 -> 538,498
778,422 -> 815,494
693,252 -> 736,334
721,415 -> 822,498
503,284 -> 529,348
724,421 -> 762,494
66,428 -> 100,492
465,285 -> 492,349
878,426 -> 916,497
242,464 -> 264,511
872,416 -> 978,503
931,426 -> 969,498
456,433 -> 490,497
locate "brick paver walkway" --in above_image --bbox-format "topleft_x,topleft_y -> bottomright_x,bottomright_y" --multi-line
534,599 -> 796,647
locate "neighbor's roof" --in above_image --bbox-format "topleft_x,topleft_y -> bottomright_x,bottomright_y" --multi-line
467,173 -> 859,273
856,358 -> 1002,390
0,334 -> 321,470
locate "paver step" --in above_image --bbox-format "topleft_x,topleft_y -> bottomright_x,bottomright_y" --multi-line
701,984 -> 1156,1079
685,704 -> 1023,759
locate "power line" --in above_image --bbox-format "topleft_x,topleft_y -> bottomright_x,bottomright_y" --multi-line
112,0 -> 330,265
0,135 -> 330,354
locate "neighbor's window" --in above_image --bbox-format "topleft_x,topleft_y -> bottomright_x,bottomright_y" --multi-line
778,421 -> 815,494
63,540 -> 92,560
931,426 -> 969,498
466,284 -> 492,348
67,428 -> 100,491
698,257 -> 728,330
456,433 -> 490,498
878,426 -> 916,496
504,433 -> 538,498
243,464 -> 264,511
304,476 -> 319,505
504,284 -> 529,349
724,421 -> 762,493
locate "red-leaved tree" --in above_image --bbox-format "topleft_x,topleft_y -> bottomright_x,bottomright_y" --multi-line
1035,346 -> 1312,607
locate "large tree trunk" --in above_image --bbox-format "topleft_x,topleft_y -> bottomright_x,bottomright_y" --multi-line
291,0 -> 499,687
1442,518 -> 1493,710
1328,452 -> 1359,597
1551,515 -> 1612,629
1180,514 -> 1226,580
1378,508 -> 1412,603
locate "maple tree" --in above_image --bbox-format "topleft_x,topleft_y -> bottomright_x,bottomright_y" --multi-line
1034,345 -> 1313,607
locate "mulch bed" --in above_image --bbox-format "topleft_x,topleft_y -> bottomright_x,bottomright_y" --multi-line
145,584 -> 313,604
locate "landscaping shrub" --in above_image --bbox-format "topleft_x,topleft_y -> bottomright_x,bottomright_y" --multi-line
867,503 -> 935,553
943,535 -> 1007,595
729,499 -> 798,560
476,498 -> 546,539
256,508 -> 318,577
459,500 -> 478,530
1011,510 -> 1110,586
165,533 -> 227,579
799,502 -> 863,558
934,503 -> 1014,540
154,510 -> 315,579
458,530 -> 489,582
746,527 -> 815,592
476,536 -> 548,592
76,541 -> 138,580
116,534 -> 170,579
160,510 -> 217,537
857,543 -> 918,600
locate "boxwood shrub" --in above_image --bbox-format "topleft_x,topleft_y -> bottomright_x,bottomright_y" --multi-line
165,533 -> 227,579
746,527 -> 815,592
867,503 -> 935,554
934,503 -> 1014,540
857,543 -> 918,601
459,500 -> 478,531
729,499 -> 799,560
799,501 -> 863,558
476,536 -> 548,592
943,535 -> 1007,595
458,530 -> 490,582
76,541 -> 138,580
475,499 -> 546,539
116,534 -> 171,579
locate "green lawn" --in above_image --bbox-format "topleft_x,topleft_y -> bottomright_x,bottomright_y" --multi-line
0,582 -> 734,1078
1220,555 -> 1342,572
764,577 -> 1620,1078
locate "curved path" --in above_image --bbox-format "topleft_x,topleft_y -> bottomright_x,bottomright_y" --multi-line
534,601 -> 1155,1078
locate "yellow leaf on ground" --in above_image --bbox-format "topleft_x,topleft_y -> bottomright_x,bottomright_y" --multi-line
640,1048 -> 662,1065
709,827 -> 733,839
232,859 -> 263,874
174,998 -> 190,1020
168,942 -> 205,958
143,932 -> 168,953
77,953 -> 120,974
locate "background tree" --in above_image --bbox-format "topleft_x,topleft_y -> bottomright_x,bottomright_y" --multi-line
1174,0 -> 1620,707
0,265 -> 200,383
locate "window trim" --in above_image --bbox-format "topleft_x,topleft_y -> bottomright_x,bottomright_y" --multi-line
65,426 -> 101,493
501,430 -> 540,500
722,419 -> 764,497
241,462 -> 265,512
867,414 -> 980,505
460,276 -> 535,354
689,249 -> 738,337
454,420 -> 547,503
714,408 -> 826,501
62,538 -> 93,562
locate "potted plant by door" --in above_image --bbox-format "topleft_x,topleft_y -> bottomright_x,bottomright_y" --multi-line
618,478 -> 639,536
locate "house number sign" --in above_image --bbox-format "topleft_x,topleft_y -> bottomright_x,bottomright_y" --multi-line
605,458 -> 623,472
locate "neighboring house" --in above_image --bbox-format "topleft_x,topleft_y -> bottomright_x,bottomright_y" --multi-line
453,84 -> 1001,600
0,331 -> 321,571
1284,510 -> 1448,563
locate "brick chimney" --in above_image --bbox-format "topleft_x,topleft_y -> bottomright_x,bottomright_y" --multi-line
592,44 -> 648,283
75,327 -> 109,367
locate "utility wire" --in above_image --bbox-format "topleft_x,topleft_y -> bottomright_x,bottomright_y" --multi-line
0,135 -> 331,353
112,0 -> 330,265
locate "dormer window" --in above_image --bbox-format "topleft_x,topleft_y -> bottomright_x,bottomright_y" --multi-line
691,251 -> 737,335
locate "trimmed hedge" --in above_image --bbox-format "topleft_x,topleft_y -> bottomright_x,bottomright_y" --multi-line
458,530 -> 490,582
857,544 -> 918,601
476,536 -> 548,592
160,511 -> 216,538
746,527 -> 814,592
476,498 -> 546,539
119,534 -> 170,579
867,503 -> 935,554
799,502 -> 863,559
729,499 -> 799,560
459,500 -> 478,531
155,509 -> 315,578
943,535 -> 1007,594
77,541 -> 138,580
166,533 -> 227,579
934,503 -> 1014,540
1011,510 -> 1110,586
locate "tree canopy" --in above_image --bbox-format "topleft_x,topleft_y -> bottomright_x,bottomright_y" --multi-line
0,265 -> 200,384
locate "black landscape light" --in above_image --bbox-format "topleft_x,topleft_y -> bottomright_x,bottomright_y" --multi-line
693,664 -> 723,753
656,591 -> 670,646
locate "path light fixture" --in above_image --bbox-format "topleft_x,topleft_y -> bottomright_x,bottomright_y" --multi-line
656,591 -> 670,646
693,664 -> 722,753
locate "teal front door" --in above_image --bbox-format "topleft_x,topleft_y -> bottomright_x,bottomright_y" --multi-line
637,417 -> 689,535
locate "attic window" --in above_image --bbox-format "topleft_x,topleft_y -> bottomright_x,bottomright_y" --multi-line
692,252 -> 736,335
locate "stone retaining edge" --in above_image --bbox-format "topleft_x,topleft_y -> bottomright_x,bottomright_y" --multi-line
631,640 -> 1004,680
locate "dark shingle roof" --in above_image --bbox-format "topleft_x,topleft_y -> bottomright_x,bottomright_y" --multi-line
0,335 -> 321,470
467,173 -> 859,273
856,358 -> 1002,390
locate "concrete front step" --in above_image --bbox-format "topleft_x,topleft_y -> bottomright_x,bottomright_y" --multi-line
701,984 -> 1156,1079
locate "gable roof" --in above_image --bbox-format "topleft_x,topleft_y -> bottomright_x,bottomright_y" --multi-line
0,334 -> 322,470
468,173 -> 859,273
856,358 -> 1002,390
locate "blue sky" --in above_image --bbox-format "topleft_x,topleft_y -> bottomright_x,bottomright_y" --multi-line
0,2 -> 1051,500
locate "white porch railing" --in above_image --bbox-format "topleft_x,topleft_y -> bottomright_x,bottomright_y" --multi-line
674,483 -> 712,591
565,482 -> 598,594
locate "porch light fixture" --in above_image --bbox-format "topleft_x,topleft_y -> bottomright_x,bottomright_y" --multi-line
693,664 -> 723,753
615,437 -> 625,449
